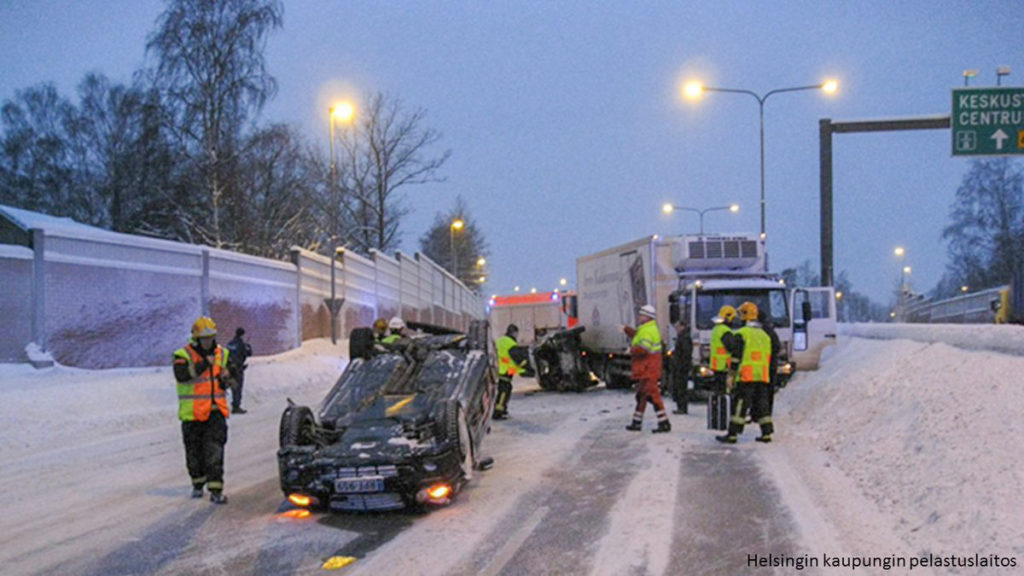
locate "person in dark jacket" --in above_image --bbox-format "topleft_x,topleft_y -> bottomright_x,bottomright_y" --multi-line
226,327 -> 252,414
670,318 -> 693,415
753,309 -> 782,423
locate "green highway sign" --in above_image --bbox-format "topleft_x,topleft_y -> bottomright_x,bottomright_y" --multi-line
952,88 -> 1024,156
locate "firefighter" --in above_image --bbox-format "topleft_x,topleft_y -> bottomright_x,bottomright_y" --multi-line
716,302 -> 773,444
173,316 -> 232,504
670,317 -> 693,414
624,304 -> 671,433
752,308 -> 782,430
381,316 -> 408,345
495,324 -> 527,419
372,318 -> 389,343
709,305 -> 737,394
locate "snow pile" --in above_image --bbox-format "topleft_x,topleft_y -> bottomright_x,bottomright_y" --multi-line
844,322 -> 1024,356
777,335 -> 1024,561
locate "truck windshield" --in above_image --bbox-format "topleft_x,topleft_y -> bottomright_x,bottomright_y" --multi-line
693,289 -> 790,330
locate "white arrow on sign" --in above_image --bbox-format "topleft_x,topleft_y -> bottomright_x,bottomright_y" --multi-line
991,128 -> 1009,150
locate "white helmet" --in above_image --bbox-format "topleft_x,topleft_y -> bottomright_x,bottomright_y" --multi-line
638,304 -> 656,319
388,316 -> 406,331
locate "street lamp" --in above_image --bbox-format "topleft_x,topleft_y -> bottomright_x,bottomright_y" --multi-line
893,246 -> 906,321
328,102 -> 355,345
662,203 -> 739,236
683,78 -> 839,239
450,218 -> 465,280
997,67 -> 1011,86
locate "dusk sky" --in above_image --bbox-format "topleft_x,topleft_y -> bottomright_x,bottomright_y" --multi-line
2,1 -> 1022,304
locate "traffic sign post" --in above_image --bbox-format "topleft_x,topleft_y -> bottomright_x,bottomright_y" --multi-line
952,88 -> 1024,156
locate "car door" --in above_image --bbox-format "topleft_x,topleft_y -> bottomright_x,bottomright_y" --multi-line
789,286 -> 838,370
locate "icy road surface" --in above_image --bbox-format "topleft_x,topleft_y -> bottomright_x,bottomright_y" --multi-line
2,328 -> 1023,575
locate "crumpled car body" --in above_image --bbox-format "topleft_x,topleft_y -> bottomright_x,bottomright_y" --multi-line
277,321 -> 495,512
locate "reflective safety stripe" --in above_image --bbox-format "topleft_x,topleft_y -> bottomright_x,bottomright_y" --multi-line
736,326 -> 771,383
174,344 -> 230,421
631,320 -> 663,353
178,393 -> 227,399
710,323 -> 732,372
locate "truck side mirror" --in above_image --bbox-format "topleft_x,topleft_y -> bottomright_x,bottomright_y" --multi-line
802,300 -> 812,323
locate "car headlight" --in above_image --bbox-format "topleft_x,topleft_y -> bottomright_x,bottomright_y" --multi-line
697,365 -> 714,378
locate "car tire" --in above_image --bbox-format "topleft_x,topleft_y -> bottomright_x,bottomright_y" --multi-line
443,401 -> 474,481
349,327 -> 375,360
279,405 -> 315,448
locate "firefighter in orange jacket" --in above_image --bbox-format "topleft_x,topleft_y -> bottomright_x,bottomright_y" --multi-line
624,305 -> 671,433
173,316 -> 233,504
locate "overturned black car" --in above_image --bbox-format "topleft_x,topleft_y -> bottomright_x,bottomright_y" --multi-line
277,321 -> 495,512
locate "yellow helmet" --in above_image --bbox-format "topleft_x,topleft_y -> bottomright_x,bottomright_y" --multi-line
373,318 -> 388,332
717,305 -> 737,323
192,316 -> 217,339
738,301 -> 759,322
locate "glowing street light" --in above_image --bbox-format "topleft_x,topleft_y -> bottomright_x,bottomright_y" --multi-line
683,78 -> 839,239
662,203 -> 739,236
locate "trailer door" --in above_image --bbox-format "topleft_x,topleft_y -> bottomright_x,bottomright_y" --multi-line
789,286 -> 838,370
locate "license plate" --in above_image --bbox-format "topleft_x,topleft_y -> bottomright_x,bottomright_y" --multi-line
335,476 -> 384,494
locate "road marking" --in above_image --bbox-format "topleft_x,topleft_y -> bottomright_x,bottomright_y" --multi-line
478,505 -> 549,576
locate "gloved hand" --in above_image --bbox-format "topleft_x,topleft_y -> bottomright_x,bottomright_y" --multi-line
193,358 -> 211,375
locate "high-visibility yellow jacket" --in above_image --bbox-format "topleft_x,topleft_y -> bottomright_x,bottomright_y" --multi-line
497,335 -> 525,377
710,322 -> 732,372
173,343 -> 230,421
630,319 -> 663,381
735,325 -> 771,383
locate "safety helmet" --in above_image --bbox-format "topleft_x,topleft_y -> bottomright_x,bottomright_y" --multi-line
192,316 -> 217,339
638,304 -> 657,319
738,301 -> 759,322
388,316 -> 406,331
717,305 -> 737,323
373,318 -> 388,332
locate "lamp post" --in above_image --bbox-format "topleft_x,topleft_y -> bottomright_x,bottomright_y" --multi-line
327,103 -> 355,345
450,218 -> 465,281
893,246 -> 906,321
684,79 -> 838,239
662,203 -> 739,236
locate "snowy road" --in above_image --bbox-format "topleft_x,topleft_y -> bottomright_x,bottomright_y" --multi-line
3,330 -> 1023,575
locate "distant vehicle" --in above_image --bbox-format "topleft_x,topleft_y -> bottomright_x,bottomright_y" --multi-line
277,321 -> 495,512
543,234 -> 837,395
487,291 -> 595,392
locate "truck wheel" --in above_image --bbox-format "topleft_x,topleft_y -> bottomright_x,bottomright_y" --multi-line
280,405 -> 315,448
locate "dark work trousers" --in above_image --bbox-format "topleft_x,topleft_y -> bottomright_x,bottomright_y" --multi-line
728,381 -> 772,438
495,375 -> 513,417
712,371 -> 729,394
749,382 -> 776,436
182,410 -> 228,492
670,358 -> 691,411
231,368 -> 245,411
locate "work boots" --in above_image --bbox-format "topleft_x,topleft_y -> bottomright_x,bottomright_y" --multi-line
715,434 -> 737,444
625,420 -> 642,431
652,420 -> 672,434
210,492 -> 228,505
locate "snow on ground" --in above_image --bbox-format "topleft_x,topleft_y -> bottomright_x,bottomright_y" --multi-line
2,324 -> 1023,574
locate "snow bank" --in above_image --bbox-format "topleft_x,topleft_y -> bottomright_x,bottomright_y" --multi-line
843,322 -> 1024,356
777,335 -> 1024,563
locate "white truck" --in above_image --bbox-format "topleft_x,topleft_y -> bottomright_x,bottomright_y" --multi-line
567,234 -> 837,393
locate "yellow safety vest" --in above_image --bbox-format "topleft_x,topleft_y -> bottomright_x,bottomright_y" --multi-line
736,325 -> 771,383
710,322 -> 732,372
173,344 -> 230,421
497,335 -> 523,377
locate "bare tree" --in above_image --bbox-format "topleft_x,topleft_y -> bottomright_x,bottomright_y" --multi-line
338,92 -> 451,255
0,84 -> 75,216
941,158 -> 1024,295
146,0 -> 283,248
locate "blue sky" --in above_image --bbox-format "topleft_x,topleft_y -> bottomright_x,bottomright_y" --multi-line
2,1 -> 1022,303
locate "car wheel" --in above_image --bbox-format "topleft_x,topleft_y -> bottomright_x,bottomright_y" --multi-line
444,401 -> 474,481
279,405 -> 315,448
